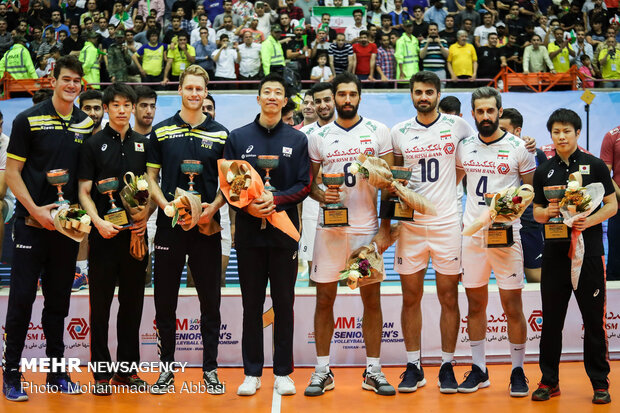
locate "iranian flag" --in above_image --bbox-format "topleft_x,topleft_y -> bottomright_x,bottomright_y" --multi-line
498,150 -> 509,159
311,6 -> 366,32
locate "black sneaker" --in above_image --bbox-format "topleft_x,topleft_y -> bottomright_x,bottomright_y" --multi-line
531,382 -> 560,401
304,365 -> 335,396
203,369 -> 225,395
438,362 -> 458,394
93,379 -> 112,396
398,363 -> 426,393
46,372 -> 81,394
111,374 -> 148,390
150,371 -> 174,395
457,364 -> 490,393
509,367 -> 529,397
362,365 -> 396,396
592,389 -> 611,404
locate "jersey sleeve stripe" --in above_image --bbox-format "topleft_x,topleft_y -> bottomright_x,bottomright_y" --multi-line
379,149 -> 393,156
520,166 -> 536,174
310,157 -> 322,163
7,153 -> 26,162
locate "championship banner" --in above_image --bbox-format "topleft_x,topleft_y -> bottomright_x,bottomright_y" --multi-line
310,6 -> 366,31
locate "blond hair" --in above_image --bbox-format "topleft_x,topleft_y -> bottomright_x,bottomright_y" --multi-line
178,65 -> 210,88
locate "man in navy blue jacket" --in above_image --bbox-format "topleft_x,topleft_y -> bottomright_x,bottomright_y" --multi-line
224,73 -> 312,397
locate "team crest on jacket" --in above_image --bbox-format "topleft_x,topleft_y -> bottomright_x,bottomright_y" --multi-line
497,163 -> 510,174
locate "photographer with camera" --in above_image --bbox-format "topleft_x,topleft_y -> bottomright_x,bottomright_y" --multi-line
598,36 -> 620,88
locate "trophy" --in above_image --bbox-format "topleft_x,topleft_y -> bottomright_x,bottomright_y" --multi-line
46,169 -> 70,207
483,193 -> 514,248
321,173 -> 349,227
96,177 -> 129,227
381,166 -> 413,221
181,160 -> 203,200
257,155 -> 279,192
543,185 -> 570,241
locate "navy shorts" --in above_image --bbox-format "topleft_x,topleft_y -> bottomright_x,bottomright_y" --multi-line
520,229 -> 544,269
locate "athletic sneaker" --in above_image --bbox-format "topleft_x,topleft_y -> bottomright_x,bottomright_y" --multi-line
237,376 -> 261,396
398,363 -> 426,393
509,367 -> 529,397
93,379 -> 112,396
362,365 -> 396,396
71,271 -> 88,292
274,375 -> 296,395
592,389 -> 611,404
111,374 -> 148,389
438,362 -> 458,394
3,371 -> 28,402
457,365 -> 490,393
46,372 -> 81,394
150,371 -> 174,394
203,369 -> 225,395
531,382 -> 560,401
304,365 -> 335,396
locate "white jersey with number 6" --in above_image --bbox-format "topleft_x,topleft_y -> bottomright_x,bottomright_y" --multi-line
456,132 -> 536,232
308,117 -> 392,234
391,114 -> 476,225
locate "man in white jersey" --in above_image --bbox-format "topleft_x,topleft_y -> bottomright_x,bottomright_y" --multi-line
391,71 -> 476,394
305,72 -> 395,397
455,87 -> 536,397
299,82 -> 336,286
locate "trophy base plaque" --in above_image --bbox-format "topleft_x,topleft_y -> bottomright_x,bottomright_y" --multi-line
321,207 -> 349,227
544,222 -> 570,241
486,224 -> 514,248
380,200 -> 414,221
104,210 -> 130,227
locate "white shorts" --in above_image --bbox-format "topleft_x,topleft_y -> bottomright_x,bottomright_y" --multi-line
461,234 -> 525,290
394,219 -> 462,276
220,204 -> 231,256
310,228 -> 385,284
147,209 -> 158,254
299,198 -> 320,261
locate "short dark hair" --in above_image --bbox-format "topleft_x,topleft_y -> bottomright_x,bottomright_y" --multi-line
54,55 -> 84,79
281,99 -> 296,115
428,22 -> 438,29
205,93 -> 215,109
359,30 -> 368,37
546,108 -> 581,132
310,81 -> 333,97
352,8 -> 364,16
147,28 -> 159,39
102,82 -> 137,106
79,89 -> 102,108
134,85 -> 157,103
438,96 -> 461,115
381,13 -> 392,21
332,72 -> 362,95
410,70 -> 441,93
258,72 -> 287,96
500,108 -> 523,128
33,88 -> 54,105
471,86 -> 501,110
413,5 -> 423,12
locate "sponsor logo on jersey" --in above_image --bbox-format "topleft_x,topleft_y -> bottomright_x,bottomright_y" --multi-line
579,164 -> 590,175
547,169 -> 554,178
439,130 -> 451,140
364,121 -> 377,132
497,149 -> 509,159
246,145 -> 254,153
329,139 -> 340,145
408,135 -> 419,141
443,142 -> 455,154
497,163 -> 510,174
364,148 -> 375,156
101,143 -> 107,151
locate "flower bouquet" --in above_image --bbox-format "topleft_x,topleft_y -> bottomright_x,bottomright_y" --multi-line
217,159 -> 300,241
53,207 -> 92,242
119,172 -> 151,260
163,187 -> 222,236
559,172 -> 605,289
339,243 -> 384,290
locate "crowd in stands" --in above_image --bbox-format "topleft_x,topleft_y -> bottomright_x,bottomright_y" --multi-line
0,0 -> 617,88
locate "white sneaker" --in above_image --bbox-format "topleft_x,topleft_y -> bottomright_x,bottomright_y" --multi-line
237,376 -> 261,396
274,375 -> 296,395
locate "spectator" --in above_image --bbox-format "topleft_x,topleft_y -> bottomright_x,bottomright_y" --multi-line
474,12 -> 497,48
135,15 -> 159,45
214,0 -> 243,31
109,1 -> 133,31
216,15 -> 238,48
311,26 -> 331,58
45,10 -> 70,36
64,0 -> 84,25
285,23 -> 311,80
578,54 -> 598,88
238,30 -> 262,82
279,0 -> 305,21
534,15 -> 550,43
296,0 -> 318,20
390,0 -> 412,34
191,14 -> 214,45
204,0 -> 225,25
476,32 -> 502,80
328,32 -> 354,74
278,13 -> 295,38
375,32 -> 396,80
28,26 -> 43,58
572,28 -> 594,67
172,0 -> 196,20
440,14 -> 458,45
62,23 -> 85,57
137,0 -> 165,26
502,33 -> 522,72
352,30 -> 377,80
0,18 -> 12,58
0,4 -> 15,33
96,16 -> 110,38
163,16 -> 187,44
505,3 -> 527,38
193,27 -> 217,79
260,24 -> 285,75
368,0 -> 388,27
424,0 -> 448,31
318,12 -> 338,42
35,55 -> 48,77
412,6 -> 430,40
212,33 -> 239,84
420,22 -> 449,79
447,29 -> 477,85
587,0 -> 609,31
27,1 -> 48,31
345,8 -> 367,43
587,18 -> 606,49
0,35 -> 36,79
80,31 -> 101,88
232,0 -> 255,19
462,17 -> 475,44
548,27 -> 575,73
255,2 -> 278,36
38,27 -> 58,60
106,30 -> 132,82
133,29 -> 168,83
523,34 -> 555,73
395,19 -> 420,80
239,16 -> 265,44
171,7 -> 193,34
598,36 -> 620,87
310,52 -> 334,81
403,0 -> 429,14
162,32 -> 195,85
560,3 -> 584,32
455,0 -> 481,29
379,13 -> 398,41
546,19 -> 561,44
80,0 -> 98,28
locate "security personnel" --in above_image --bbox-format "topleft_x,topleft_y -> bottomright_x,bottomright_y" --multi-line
146,65 -> 228,395
2,56 -> 94,402
224,73 -> 311,397
260,24 -> 285,76
532,109 -> 617,405
79,31 -> 101,89
0,36 -> 37,79
78,83 -> 150,395
394,20 -> 419,81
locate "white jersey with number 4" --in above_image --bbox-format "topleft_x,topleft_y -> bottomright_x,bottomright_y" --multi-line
308,117 -> 392,234
456,132 -> 536,232
391,114 -> 476,225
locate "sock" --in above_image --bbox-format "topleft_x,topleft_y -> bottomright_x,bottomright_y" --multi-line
76,260 -> 88,275
366,357 -> 381,372
470,339 -> 486,371
510,342 -> 526,370
316,356 -> 330,370
441,352 -> 454,365
406,351 -> 421,368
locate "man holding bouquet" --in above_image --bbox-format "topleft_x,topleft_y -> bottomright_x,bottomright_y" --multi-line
531,109 -> 617,404
78,83 -> 150,394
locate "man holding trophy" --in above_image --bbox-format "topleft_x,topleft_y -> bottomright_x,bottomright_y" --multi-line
77,83 -> 151,395
2,56 -> 94,402
146,65 -> 229,395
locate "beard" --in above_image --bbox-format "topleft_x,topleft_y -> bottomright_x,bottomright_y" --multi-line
318,107 -> 335,122
476,116 -> 499,137
336,102 -> 358,120
413,97 -> 437,114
